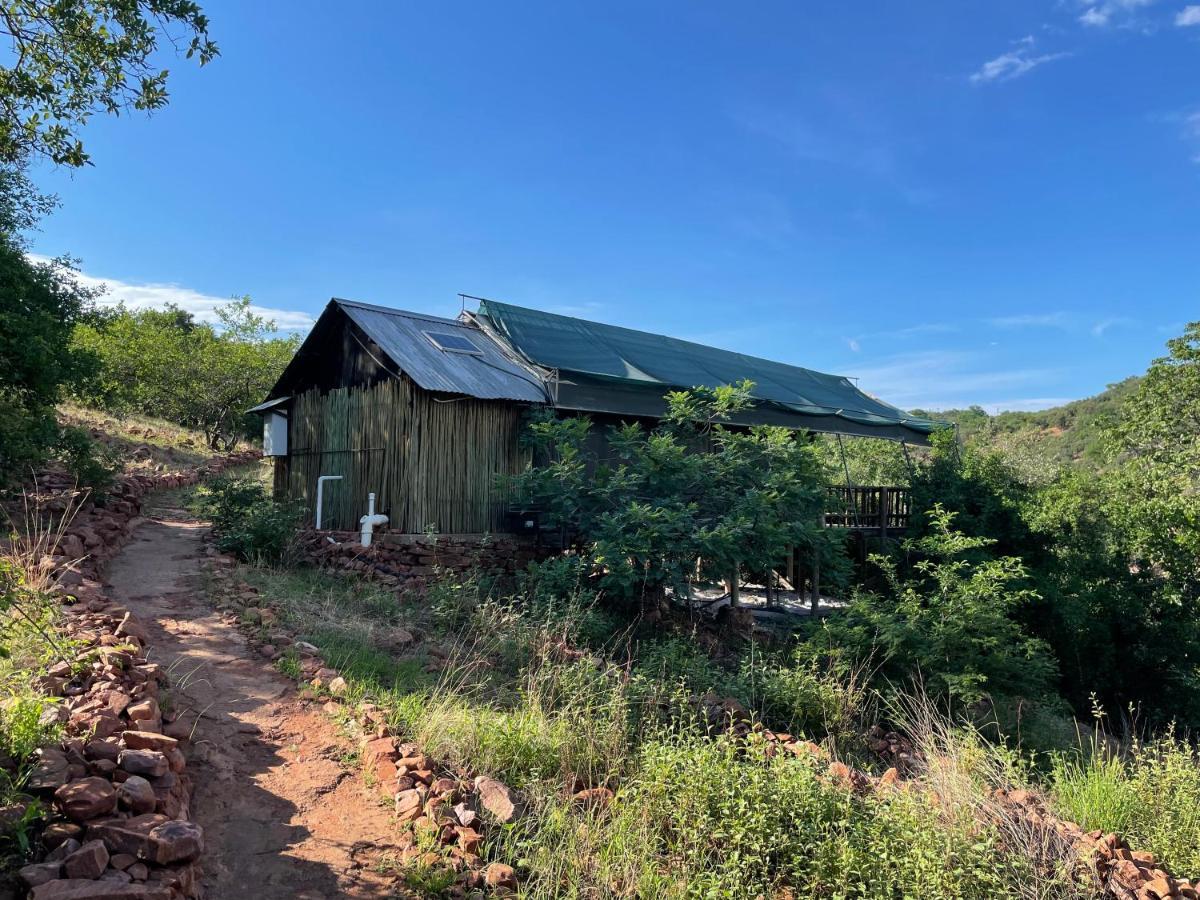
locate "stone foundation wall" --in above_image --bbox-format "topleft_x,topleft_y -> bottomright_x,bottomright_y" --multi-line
299,530 -> 546,592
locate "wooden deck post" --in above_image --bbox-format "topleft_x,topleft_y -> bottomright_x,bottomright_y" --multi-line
880,486 -> 890,541
728,568 -> 740,607
810,551 -> 820,615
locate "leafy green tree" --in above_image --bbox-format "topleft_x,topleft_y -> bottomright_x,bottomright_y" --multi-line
0,0 -> 217,167
811,505 -> 1058,708
514,381 -> 837,605
72,297 -> 298,449
0,236 -> 97,482
1105,322 -> 1200,595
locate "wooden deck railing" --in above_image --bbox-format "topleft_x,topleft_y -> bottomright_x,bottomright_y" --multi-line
825,486 -> 911,536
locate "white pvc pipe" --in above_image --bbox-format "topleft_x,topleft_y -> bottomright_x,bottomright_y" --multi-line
359,491 -> 389,547
315,475 -> 343,530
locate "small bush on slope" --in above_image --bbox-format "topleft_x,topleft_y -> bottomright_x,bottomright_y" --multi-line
809,505 -> 1059,710
193,474 -> 302,565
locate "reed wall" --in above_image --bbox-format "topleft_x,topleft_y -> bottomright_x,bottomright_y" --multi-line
274,378 -> 530,533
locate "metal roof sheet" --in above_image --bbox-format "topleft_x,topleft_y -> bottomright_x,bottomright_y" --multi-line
334,299 -> 548,402
477,299 -> 945,440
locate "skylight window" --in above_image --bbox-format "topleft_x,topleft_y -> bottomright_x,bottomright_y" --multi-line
424,331 -> 483,355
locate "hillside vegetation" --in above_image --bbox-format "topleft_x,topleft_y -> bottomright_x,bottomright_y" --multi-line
915,376 -> 1142,472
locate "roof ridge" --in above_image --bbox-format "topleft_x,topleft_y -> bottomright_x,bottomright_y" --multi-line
331,297 -> 466,327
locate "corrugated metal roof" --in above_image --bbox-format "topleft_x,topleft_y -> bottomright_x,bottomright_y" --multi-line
334,299 -> 548,402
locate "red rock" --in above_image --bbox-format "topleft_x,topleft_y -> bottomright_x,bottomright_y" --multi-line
483,862 -> 518,889
19,862 -> 62,888
164,748 -> 186,774
145,819 -> 203,865
119,732 -> 177,754
63,838 -> 110,879
85,740 -> 122,762
395,789 -> 423,823
43,822 -> 84,848
55,777 -> 117,822
29,748 -> 71,790
117,776 -> 156,815
86,814 -> 168,857
47,838 -> 82,862
456,826 -> 482,853
116,749 -> 168,778
125,699 -> 158,723
109,854 -> 136,871
572,786 -> 614,809
30,880 -> 171,899
362,737 -> 398,765
474,775 -> 521,823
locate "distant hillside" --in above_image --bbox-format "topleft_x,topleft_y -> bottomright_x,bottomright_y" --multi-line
912,376 -> 1141,470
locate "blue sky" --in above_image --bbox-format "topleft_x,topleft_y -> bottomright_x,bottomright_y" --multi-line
26,0 -> 1200,411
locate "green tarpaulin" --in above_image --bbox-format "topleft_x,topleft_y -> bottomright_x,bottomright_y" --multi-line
477,299 -> 945,444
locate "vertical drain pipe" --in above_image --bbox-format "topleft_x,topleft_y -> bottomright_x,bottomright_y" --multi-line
360,492 -> 389,547
315,475 -> 343,530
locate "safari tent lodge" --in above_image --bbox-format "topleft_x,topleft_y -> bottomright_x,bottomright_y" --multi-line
251,299 -> 941,537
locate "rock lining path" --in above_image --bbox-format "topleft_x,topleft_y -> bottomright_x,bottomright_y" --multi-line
104,498 -> 405,899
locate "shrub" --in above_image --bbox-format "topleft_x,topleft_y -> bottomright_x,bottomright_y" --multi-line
810,505 -> 1059,709
53,424 -> 119,492
742,650 -> 865,743
194,475 -> 302,564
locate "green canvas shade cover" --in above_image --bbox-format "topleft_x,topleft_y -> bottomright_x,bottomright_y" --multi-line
475,299 -> 946,444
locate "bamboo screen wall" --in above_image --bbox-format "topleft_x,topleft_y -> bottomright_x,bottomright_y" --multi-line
277,379 -> 531,533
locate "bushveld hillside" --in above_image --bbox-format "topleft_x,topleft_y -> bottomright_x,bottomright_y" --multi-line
914,376 -> 1142,470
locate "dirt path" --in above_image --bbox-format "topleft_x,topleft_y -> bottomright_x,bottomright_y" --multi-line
104,500 -> 406,899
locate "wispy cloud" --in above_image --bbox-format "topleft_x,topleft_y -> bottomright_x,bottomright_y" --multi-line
1177,4 -> 1200,24
845,349 -> 1063,410
977,397 -> 1077,412
1077,0 -> 1155,28
1091,316 -> 1136,336
733,105 -> 897,178
845,321 -> 959,352
27,254 -> 314,332
970,36 -> 1071,84
729,101 -> 935,205
1154,108 -> 1200,162
987,312 -> 1069,328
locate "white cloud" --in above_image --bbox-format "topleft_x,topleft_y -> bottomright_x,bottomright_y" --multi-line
987,312 -> 1068,328
970,39 -> 1071,84
845,349 -> 1062,410
1177,4 -> 1200,24
984,397 -> 1076,412
846,338 -> 861,353
26,255 -> 314,332
1078,0 -> 1155,27
1091,316 -> 1136,336
1157,109 -> 1200,163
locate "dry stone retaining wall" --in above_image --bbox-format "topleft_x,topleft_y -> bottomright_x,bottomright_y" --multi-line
299,530 -> 544,592
10,450 -> 257,899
